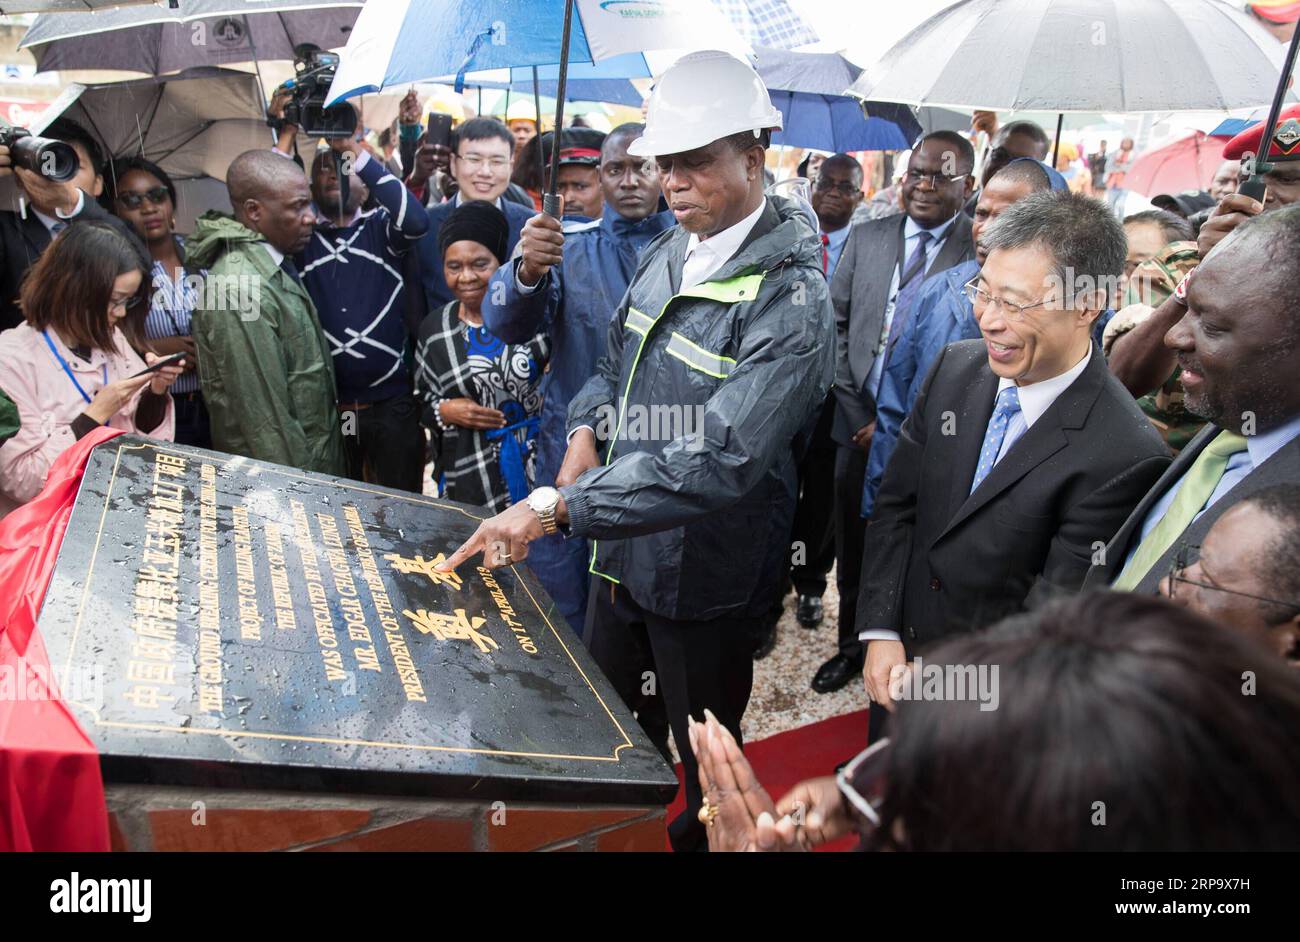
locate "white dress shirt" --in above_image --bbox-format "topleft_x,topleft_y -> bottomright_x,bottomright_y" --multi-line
27,190 -> 86,235
988,344 -> 1093,466
681,198 -> 765,289
860,343 -> 1093,645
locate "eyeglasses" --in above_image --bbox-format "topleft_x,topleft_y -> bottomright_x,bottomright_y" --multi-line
835,737 -> 891,831
109,295 -> 142,312
455,154 -> 511,172
963,277 -> 1055,321
116,186 -> 170,209
1165,543 -> 1300,613
814,178 -> 861,196
903,168 -> 968,188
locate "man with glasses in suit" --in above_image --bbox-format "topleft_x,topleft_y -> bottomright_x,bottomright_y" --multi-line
859,191 -> 1170,724
815,133 -> 977,694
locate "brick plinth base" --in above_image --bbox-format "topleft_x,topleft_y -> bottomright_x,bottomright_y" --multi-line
104,785 -> 666,852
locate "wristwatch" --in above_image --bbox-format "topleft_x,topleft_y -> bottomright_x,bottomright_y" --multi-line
526,486 -> 561,535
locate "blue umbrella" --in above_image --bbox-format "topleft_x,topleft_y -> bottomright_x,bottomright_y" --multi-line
327,1 -> 751,104
327,0 -> 753,215
771,91 -> 916,152
753,46 -> 921,152
432,53 -> 648,107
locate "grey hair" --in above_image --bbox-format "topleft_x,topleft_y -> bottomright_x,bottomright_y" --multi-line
981,190 -> 1127,308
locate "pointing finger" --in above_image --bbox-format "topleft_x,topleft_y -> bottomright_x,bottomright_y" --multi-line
436,526 -> 486,572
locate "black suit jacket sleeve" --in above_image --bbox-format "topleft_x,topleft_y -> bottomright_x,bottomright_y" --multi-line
1025,453 -> 1173,609
856,340 -> 946,634
830,223 -> 874,434
76,195 -> 150,265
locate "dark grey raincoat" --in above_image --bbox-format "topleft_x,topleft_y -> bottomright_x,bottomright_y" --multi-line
560,195 -> 834,621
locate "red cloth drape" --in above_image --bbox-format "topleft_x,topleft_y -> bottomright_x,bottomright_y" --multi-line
0,426 -> 122,851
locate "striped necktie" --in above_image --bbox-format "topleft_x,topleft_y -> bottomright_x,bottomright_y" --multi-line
1113,430 -> 1249,591
969,385 -> 1022,494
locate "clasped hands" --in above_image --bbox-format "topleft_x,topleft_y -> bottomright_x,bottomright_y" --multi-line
689,710 -> 854,852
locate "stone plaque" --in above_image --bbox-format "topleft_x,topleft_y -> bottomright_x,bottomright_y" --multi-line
36,436 -> 677,804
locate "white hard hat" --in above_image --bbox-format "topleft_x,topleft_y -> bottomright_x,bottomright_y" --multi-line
628,50 -> 782,158
505,99 -> 538,125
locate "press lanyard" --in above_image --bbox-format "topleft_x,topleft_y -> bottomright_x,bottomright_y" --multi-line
42,329 -> 105,405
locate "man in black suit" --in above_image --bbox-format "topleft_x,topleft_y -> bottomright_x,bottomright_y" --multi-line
859,191 -> 1171,716
0,118 -> 144,332
1086,204 -> 1300,595
814,132 -> 977,693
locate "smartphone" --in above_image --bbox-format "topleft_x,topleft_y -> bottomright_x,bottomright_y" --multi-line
426,112 -> 453,150
129,352 -> 186,379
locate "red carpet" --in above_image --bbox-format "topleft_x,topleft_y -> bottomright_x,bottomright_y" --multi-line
666,709 -> 869,852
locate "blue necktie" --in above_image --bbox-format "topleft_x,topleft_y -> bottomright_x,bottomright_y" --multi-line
969,386 -> 1022,494
893,230 -> 933,325
50,220 -> 67,237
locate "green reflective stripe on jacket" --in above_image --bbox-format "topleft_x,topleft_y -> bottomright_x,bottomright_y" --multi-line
625,308 -> 655,336
665,332 -> 735,379
589,272 -> 765,583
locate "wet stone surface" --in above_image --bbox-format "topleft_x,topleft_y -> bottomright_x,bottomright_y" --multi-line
38,436 -> 676,804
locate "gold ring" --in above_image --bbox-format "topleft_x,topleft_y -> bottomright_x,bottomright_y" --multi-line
697,800 -> 719,826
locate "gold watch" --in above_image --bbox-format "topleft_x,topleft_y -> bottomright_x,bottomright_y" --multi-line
526,486 -> 560,535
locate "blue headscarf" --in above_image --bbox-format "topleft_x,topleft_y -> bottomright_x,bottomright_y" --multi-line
1001,156 -> 1070,192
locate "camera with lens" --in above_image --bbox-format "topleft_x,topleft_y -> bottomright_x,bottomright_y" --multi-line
0,122 -> 80,182
273,43 -> 357,139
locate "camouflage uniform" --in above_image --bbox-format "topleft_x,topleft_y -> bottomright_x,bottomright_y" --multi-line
1111,242 -> 1203,453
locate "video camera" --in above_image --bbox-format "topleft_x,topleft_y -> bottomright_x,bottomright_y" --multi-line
0,122 -> 80,182
274,43 -> 357,139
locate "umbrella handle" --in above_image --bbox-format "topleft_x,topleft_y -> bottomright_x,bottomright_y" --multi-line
544,0 -> 577,218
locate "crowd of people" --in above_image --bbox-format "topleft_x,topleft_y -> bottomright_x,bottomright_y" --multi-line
0,42 -> 1298,852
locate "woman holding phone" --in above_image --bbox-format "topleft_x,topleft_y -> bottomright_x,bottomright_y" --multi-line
0,222 -> 183,518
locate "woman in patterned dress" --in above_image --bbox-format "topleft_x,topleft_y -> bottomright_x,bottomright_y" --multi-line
415,201 -> 549,511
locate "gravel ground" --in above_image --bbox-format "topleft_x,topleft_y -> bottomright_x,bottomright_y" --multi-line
743,572 -> 864,743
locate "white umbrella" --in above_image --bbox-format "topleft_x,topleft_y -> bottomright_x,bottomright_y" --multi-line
849,0 -> 1297,113
19,0 -> 363,75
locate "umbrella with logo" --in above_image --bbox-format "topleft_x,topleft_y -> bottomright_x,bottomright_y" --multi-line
19,0 -> 363,75
326,0 -> 760,216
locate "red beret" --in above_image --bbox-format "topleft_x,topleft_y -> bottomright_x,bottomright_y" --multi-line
1222,103 -> 1300,163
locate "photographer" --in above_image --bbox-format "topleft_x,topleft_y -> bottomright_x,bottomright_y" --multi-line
271,97 -> 432,492
0,117 -> 147,331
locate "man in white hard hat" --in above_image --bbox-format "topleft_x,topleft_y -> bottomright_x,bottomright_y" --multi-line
438,50 -> 835,851
505,99 -> 540,158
